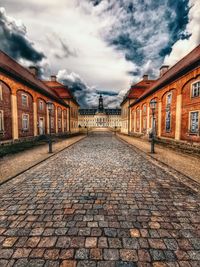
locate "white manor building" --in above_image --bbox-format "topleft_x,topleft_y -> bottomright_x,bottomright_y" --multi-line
78,95 -> 121,128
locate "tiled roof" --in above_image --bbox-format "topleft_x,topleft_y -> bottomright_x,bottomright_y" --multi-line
130,44 -> 200,106
121,79 -> 155,106
0,51 -> 69,107
43,80 -> 79,106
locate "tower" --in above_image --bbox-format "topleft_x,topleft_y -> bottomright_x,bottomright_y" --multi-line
98,94 -> 104,112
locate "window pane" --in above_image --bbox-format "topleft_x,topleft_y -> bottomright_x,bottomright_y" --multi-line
0,111 -> 4,131
192,82 -> 200,97
22,95 -> 28,106
190,112 -> 199,133
166,111 -> 171,131
22,114 -> 29,130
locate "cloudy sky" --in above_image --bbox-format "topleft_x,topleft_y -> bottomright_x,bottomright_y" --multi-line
0,0 -> 199,107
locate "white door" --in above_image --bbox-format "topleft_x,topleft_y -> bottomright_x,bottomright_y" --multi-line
39,117 -> 45,135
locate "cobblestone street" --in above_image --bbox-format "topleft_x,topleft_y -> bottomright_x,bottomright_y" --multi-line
0,132 -> 199,267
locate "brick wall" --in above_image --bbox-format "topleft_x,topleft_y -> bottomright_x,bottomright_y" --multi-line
0,81 -> 12,140
17,90 -> 34,138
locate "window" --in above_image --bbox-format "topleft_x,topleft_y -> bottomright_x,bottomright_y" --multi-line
0,110 -> 4,131
22,94 -> 28,106
58,118 -> 62,129
22,114 -> 29,130
143,105 -> 147,113
167,93 -> 172,105
64,119 -> 67,130
0,84 -> 2,100
39,100 -> 43,111
192,82 -> 200,98
143,117 -> 146,130
165,110 -> 171,132
190,111 -> 199,133
51,117 -> 54,129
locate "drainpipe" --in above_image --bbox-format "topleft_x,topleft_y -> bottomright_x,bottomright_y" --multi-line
69,107 -> 71,133
128,99 -> 130,135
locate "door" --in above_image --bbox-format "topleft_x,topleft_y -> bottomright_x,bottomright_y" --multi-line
39,117 -> 45,135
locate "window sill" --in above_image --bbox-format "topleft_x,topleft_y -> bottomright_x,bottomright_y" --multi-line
188,132 -> 199,136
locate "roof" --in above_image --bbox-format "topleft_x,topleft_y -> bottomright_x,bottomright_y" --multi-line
43,80 -> 79,106
79,109 -> 121,115
0,50 -> 69,108
130,44 -> 200,107
121,79 -> 155,106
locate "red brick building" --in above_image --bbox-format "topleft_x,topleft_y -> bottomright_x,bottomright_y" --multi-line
0,51 -> 79,143
122,44 -> 200,144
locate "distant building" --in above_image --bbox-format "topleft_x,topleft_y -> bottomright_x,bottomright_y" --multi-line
79,95 -> 121,128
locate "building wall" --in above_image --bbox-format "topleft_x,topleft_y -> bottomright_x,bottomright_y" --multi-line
17,90 -> 34,138
0,73 -> 69,142
129,66 -> 200,143
121,99 -> 134,134
0,81 -> 12,140
64,100 -> 79,133
78,114 -> 121,128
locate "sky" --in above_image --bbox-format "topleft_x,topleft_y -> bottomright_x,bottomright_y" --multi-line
0,0 -> 200,108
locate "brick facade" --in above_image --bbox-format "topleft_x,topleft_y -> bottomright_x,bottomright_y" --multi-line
0,81 -> 12,140
0,51 -> 79,142
125,45 -> 200,144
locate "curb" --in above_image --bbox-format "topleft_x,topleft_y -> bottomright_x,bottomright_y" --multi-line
0,135 -> 86,187
116,134 -> 200,193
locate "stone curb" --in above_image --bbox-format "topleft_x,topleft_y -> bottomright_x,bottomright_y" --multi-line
116,134 -> 200,194
0,135 -> 87,187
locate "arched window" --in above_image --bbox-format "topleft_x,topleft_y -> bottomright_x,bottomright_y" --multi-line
191,81 -> 200,98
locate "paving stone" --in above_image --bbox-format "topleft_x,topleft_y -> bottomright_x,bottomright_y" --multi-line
77,261 -> 96,267
120,249 -> 138,261
60,260 -> 77,267
85,237 -> 97,248
103,249 -> 119,260
75,248 -> 89,260
0,132 -> 199,266
0,249 -> 14,259
60,249 -> 74,259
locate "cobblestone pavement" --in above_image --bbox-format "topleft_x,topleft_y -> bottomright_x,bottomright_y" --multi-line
0,132 -> 199,267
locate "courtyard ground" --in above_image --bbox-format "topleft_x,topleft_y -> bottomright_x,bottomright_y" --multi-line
117,133 -> 200,184
0,135 -> 85,184
0,132 -> 199,266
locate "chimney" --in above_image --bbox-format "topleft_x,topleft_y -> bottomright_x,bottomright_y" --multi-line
51,75 -> 57,82
29,66 -> 39,76
143,74 -> 148,81
160,65 -> 169,77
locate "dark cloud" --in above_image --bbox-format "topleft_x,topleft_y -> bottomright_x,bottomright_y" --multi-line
54,38 -> 77,59
89,0 -> 102,7
91,0 -> 190,78
0,7 -> 45,63
57,70 -> 121,108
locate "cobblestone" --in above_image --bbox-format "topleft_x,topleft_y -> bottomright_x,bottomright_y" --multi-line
0,132 -> 199,265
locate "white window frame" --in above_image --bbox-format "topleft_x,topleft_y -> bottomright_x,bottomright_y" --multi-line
22,94 -> 28,107
0,110 -> 4,132
22,113 -> 29,131
58,118 -> 62,129
189,110 -> 199,134
39,100 -> 43,111
191,81 -> 200,98
0,84 -> 2,101
166,92 -> 172,106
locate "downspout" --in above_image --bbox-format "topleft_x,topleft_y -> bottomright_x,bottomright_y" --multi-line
69,107 -> 71,133
128,99 -> 130,135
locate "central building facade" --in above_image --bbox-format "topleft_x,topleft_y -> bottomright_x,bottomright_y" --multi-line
78,95 -> 121,128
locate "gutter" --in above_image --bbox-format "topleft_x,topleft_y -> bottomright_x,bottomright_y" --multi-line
0,67 -> 69,109
129,60 -> 200,107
